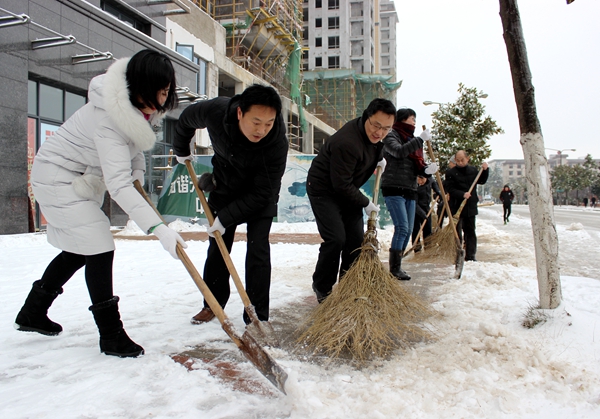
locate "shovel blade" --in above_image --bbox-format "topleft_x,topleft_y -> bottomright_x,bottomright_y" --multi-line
454,247 -> 465,279
245,319 -> 280,348
240,329 -> 288,394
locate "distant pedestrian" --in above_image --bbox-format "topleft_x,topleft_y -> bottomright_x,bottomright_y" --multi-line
499,184 -> 515,224
583,197 -> 589,208
592,196 -> 597,208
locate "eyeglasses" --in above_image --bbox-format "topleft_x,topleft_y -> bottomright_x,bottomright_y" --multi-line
367,118 -> 393,134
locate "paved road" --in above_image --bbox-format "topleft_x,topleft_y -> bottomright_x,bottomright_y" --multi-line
486,204 -> 600,232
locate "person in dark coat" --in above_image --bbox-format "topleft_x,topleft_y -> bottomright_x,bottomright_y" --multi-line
444,150 -> 489,262
174,84 -> 288,324
499,184 -> 515,224
381,108 -> 437,280
412,175 -> 442,251
306,98 -> 394,302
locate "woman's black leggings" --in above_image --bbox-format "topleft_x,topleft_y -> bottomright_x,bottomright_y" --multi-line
39,250 -> 115,304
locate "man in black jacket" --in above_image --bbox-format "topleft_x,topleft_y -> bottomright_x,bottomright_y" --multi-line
173,84 -> 288,324
306,98 -> 395,302
444,150 -> 489,262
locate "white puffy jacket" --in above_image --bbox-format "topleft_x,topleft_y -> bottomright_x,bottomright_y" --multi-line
31,57 -> 164,255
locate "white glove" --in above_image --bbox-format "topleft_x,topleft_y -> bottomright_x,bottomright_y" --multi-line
364,201 -> 380,216
376,158 -> 387,173
132,169 -> 145,186
153,224 -> 187,259
425,162 -> 439,175
176,155 -> 193,164
419,129 -> 431,142
207,216 -> 226,238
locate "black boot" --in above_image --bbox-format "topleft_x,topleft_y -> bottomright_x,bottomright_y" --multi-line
389,249 -> 411,280
89,296 -> 144,358
15,280 -> 63,336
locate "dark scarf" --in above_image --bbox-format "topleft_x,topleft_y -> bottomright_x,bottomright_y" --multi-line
393,121 -> 426,170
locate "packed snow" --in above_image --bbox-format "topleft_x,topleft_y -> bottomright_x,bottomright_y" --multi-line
1,206 -> 599,418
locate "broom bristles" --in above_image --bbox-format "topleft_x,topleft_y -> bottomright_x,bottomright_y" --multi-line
297,234 -> 436,362
409,221 -> 459,263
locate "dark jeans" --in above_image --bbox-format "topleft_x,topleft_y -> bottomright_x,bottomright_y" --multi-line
37,250 -> 115,304
455,216 -> 477,260
308,194 -> 364,294
202,216 -> 273,322
503,204 -> 511,221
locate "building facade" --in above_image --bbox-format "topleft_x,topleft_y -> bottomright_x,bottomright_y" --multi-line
0,0 -> 334,235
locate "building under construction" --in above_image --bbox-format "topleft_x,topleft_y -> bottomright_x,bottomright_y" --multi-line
192,0 -> 401,142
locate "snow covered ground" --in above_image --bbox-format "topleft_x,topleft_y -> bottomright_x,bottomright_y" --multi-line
1,206 -> 599,418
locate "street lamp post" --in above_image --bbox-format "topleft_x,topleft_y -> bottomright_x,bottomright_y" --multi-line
545,148 -> 576,167
423,92 -> 488,107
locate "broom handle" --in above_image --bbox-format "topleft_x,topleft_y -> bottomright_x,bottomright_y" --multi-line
366,166 -> 382,232
422,133 -> 461,245
453,167 -> 485,219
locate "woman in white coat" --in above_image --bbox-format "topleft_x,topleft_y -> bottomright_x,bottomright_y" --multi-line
15,49 -> 187,358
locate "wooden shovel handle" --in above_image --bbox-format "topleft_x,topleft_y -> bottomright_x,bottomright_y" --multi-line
184,161 -> 253,309
453,166 -> 485,219
132,180 -> 243,347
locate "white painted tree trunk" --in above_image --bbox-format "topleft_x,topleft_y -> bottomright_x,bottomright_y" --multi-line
521,133 -> 562,308
500,0 -> 562,309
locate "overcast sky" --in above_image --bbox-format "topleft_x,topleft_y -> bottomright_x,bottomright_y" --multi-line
394,0 -> 600,162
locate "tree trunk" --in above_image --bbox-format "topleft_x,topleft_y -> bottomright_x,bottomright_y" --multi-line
499,0 -> 561,309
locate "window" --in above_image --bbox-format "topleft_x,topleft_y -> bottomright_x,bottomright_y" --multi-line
509,171 -> 513,176
328,36 -> 339,49
517,171 -> 522,176
101,0 -> 150,35
176,44 -> 207,95
328,56 -> 340,69
303,9 -> 308,22
509,164 -> 513,168
381,17 -> 389,27
328,16 -> 339,29
316,0 -> 322,8
315,37 -> 322,47
303,28 -> 309,40
351,22 -> 363,36
315,18 -> 322,28
302,50 -> 309,60
315,57 -> 322,67
351,3 -> 363,17
328,0 -> 339,10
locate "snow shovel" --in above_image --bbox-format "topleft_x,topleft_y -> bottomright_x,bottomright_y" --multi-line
133,180 -> 288,394
184,160 -> 279,347
423,134 -> 465,278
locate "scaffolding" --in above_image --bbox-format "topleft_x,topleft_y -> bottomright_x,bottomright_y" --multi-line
192,0 -> 302,97
302,69 -> 402,130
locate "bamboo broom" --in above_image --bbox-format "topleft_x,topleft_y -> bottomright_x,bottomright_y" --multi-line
297,167 -> 435,363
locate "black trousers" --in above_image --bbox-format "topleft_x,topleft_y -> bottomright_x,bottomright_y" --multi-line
412,214 -> 432,249
202,216 -> 273,322
503,204 -> 511,221
37,250 -> 115,304
455,216 -> 477,261
308,194 -> 364,294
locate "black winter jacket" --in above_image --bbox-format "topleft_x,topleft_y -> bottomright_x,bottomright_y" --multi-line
381,130 -> 424,200
499,190 -> 514,206
173,96 -> 288,227
445,165 -> 489,218
415,177 -> 442,219
307,117 -> 383,208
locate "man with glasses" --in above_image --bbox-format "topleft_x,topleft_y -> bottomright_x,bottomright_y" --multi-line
306,98 -> 395,303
